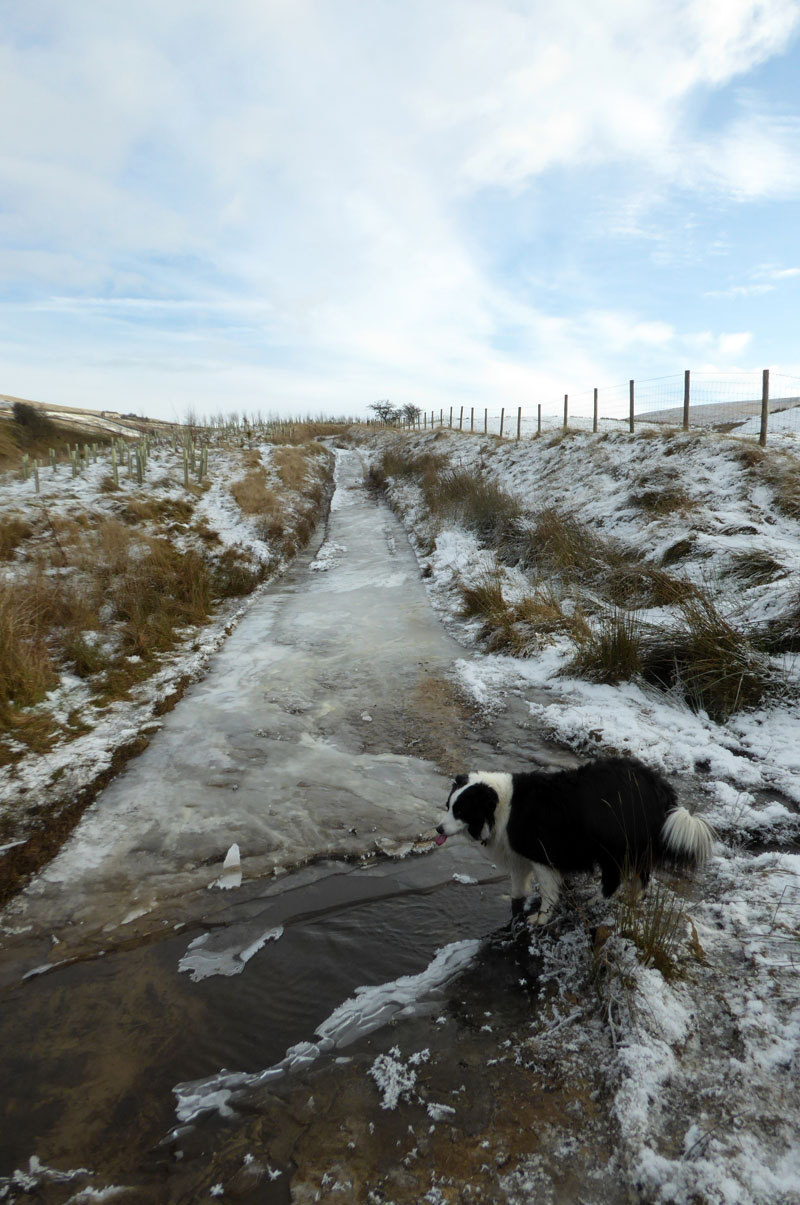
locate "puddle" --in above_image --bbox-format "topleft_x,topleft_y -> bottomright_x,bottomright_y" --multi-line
0,843 -> 514,1190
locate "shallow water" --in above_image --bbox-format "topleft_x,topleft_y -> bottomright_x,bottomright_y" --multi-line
0,843 -> 513,1186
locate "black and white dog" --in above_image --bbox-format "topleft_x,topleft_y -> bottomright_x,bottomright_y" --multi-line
435,756 -> 714,925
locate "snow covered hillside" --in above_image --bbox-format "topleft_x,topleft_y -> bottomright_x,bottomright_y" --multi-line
358,422 -> 800,1204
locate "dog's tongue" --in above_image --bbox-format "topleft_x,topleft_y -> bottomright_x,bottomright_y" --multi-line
434,833 -> 448,846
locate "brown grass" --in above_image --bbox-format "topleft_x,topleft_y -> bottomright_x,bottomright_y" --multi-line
0,516 -> 34,560
273,444 -> 317,490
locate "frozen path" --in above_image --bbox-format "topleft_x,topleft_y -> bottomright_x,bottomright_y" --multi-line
9,449 -> 469,945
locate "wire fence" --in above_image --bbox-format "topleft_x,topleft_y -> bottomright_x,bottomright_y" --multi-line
400,370 -> 800,444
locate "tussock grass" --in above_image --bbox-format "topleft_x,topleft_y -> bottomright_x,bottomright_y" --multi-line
727,549 -> 784,585
424,468 -> 521,545
571,610 -> 646,684
273,443 -> 320,490
0,581 -> 58,709
119,497 -> 195,525
628,485 -> 696,515
642,595 -> 773,722
614,879 -> 688,979
231,465 -> 281,516
502,509 -> 692,610
459,571 -> 589,656
0,517 -> 34,560
759,597 -> 800,654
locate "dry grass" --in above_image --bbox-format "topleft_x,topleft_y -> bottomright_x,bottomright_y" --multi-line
571,610 -> 646,684
727,549 -> 785,585
459,571 -> 589,656
118,496 -> 195,525
0,516 -> 34,560
502,508 -> 692,610
273,444 -> 317,490
614,879 -> 688,979
641,594 -> 773,721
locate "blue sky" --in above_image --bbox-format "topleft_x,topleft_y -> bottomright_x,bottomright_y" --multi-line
2,0 -> 800,422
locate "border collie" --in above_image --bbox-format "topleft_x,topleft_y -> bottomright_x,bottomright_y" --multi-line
435,756 -> 714,925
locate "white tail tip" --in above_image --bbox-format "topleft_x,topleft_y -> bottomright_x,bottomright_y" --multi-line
662,807 -> 715,864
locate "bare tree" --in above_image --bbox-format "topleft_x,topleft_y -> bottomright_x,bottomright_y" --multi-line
368,400 -> 401,424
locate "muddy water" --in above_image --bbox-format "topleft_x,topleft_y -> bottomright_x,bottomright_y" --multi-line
0,447 -> 589,1200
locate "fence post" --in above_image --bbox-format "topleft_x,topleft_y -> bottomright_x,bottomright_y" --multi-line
449,406 -> 453,428
499,407 -> 505,437
683,370 -> 690,430
470,407 -> 474,432
459,406 -> 464,431
629,380 -> 635,433
760,369 -> 770,447
439,409 -> 443,427
516,406 -> 522,440
537,404 -> 542,436
563,394 -> 568,430
593,388 -> 598,433
484,408 -> 488,434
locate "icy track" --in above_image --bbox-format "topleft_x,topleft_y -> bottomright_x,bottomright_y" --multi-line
8,449 -> 468,944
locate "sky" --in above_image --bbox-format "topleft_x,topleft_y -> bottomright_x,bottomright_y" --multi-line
2,0 -> 800,423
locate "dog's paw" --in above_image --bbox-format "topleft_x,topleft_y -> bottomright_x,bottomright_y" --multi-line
527,910 -> 553,927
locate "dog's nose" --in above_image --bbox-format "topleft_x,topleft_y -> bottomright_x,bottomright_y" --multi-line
436,824 -> 444,835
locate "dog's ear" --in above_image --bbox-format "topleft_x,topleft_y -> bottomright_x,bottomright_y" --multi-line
454,783 -> 498,842
452,774 -> 469,789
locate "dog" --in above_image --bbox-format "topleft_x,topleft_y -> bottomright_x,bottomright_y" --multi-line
435,756 -> 714,926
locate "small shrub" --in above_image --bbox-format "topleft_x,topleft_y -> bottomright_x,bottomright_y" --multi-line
62,632 -> 109,678
12,402 -> 56,444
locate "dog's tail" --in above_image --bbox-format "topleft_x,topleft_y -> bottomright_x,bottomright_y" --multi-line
661,806 -> 716,866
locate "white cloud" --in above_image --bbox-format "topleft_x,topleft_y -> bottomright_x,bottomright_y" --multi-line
1,0 -> 799,416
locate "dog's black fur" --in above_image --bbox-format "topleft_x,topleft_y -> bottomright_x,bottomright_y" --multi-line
436,756 -> 714,925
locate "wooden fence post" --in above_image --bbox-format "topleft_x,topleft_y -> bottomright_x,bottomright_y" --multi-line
629,380 -> 635,433
499,407 -> 505,437
484,408 -> 488,434
470,407 -> 474,432
459,406 -> 464,431
449,407 -> 453,428
563,394 -> 568,430
683,370 -> 690,430
537,404 -> 542,436
593,388 -> 598,433
516,406 -> 522,440
760,369 -> 770,447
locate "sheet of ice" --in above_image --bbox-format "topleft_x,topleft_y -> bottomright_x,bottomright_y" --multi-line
177,926 -> 283,982
209,843 -> 242,891
4,449 -> 462,942
173,937 -> 480,1122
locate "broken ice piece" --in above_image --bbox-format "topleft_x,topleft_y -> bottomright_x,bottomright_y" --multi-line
210,843 -> 242,890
